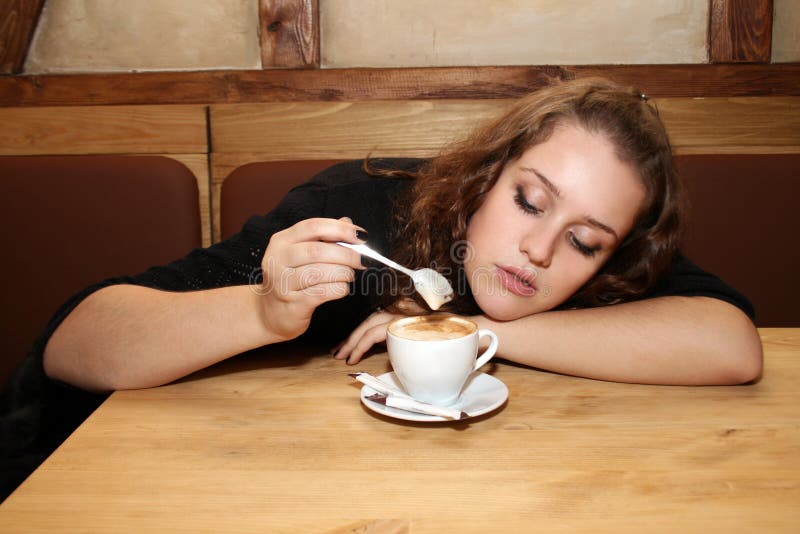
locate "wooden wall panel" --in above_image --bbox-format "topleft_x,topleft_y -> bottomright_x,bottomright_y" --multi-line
210,100 -> 511,159
2,65 -> 799,108
0,0 -> 45,74
169,154 -> 211,248
0,105 -> 207,155
259,0 -> 319,68
660,97 -> 800,153
210,97 -> 800,160
709,0 -> 773,63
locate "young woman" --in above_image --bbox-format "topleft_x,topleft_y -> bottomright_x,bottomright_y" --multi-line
40,78 -> 761,394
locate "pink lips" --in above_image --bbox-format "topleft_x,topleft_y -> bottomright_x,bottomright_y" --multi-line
495,265 -> 538,297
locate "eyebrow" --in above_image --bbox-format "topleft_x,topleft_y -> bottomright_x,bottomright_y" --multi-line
519,166 -> 619,241
520,166 -> 561,198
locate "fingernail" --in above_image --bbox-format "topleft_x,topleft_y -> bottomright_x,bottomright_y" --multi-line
355,229 -> 369,241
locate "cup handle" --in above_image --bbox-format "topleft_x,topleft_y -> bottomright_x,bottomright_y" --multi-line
473,329 -> 499,371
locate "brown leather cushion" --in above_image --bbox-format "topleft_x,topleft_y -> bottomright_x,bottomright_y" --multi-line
220,160 -> 343,240
677,154 -> 799,326
0,155 -> 201,387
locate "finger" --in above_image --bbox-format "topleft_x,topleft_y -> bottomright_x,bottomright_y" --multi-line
303,281 -> 353,307
333,311 -> 384,359
334,311 -> 393,360
344,324 -> 389,365
284,241 -> 365,271
282,217 -> 366,246
284,263 -> 356,292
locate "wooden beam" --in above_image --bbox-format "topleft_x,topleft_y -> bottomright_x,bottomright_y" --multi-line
1,64 -> 799,107
0,0 -> 45,74
258,0 -> 319,68
709,0 -> 773,63
209,97 -> 800,161
0,105 -> 208,155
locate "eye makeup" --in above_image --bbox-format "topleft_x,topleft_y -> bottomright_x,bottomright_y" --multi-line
513,185 -> 542,215
569,232 -> 601,257
514,185 -> 602,258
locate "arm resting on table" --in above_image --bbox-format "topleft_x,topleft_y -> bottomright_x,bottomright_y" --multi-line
43,284 -> 281,393
476,296 -> 763,386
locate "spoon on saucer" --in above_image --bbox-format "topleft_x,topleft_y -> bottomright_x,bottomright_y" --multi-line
337,242 -> 454,310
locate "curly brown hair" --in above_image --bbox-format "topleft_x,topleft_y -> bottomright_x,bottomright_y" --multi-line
373,77 -> 683,315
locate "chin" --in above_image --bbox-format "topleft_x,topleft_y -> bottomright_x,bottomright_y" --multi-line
474,297 -> 538,322
474,293 -> 563,321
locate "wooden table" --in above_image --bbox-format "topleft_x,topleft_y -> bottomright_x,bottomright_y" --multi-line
2,329 -> 798,532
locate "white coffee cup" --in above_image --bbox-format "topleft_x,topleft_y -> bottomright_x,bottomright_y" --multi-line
386,315 -> 499,405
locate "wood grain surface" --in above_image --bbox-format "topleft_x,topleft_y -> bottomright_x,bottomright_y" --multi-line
2,64 -> 799,107
0,0 -> 45,74
259,0 -> 319,68
209,97 -> 800,159
0,105 -> 207,155
709,0 -> 774,63
210,99 -> 511,158
169,154 -> 211,248
1,329 -> 797,532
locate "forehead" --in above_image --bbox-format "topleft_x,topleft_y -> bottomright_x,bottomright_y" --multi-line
510,125 -> 645,231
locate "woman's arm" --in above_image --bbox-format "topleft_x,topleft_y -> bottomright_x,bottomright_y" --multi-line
337,296 -> 762,386
44,217 -> 366,392
473,295 -> 763,385
43,284 -> 278,392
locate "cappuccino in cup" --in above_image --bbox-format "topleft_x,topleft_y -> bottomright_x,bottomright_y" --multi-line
388,316 -> 475,341
386,315 -> 499,405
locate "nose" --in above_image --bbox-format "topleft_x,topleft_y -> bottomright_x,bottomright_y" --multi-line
519,227 -> 557,269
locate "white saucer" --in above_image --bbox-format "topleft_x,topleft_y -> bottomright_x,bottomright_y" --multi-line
360,372 -> 508,422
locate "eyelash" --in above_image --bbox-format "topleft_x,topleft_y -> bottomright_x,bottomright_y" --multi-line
513,186 -> 600,258
513,187 -> 542,215
569,233 -> 599,257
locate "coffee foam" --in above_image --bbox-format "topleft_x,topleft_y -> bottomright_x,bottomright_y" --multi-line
389,316 -> 476,341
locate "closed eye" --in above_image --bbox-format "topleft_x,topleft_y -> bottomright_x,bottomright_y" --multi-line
513,186 -> 542,215
569,232 -> 601,258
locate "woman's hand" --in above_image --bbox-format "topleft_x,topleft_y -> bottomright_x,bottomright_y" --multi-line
332,309 -> 402,364
256,217 -> 366,342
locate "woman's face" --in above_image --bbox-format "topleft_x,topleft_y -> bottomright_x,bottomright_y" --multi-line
464,123 -> 645,320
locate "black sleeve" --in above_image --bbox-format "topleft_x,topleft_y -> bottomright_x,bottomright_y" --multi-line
647,253 -> 755,321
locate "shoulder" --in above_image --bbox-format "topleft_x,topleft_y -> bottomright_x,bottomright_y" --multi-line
651,253 -> 756,320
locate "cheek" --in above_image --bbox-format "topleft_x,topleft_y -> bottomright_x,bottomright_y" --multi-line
464,206 -> 492,252
554,259 -> 602,293
467,195 -> 517,246
564,258 -> 599,295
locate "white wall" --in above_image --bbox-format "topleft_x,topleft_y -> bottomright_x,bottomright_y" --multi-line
23,0 -> 800,74
25,0 -> 261,73
321,0 -> 709,67
773,0 -> 800,63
